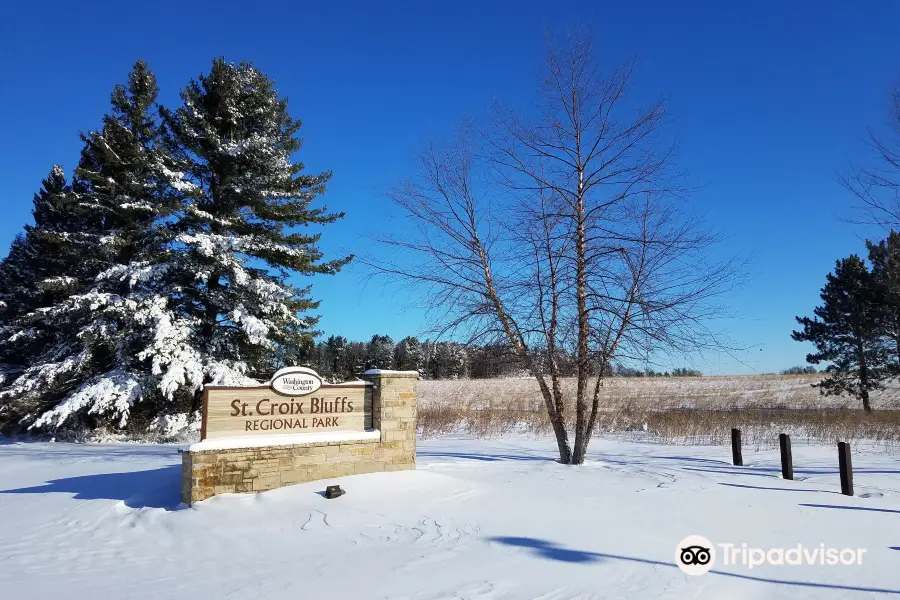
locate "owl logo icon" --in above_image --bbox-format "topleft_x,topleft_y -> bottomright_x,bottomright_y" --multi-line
676,535 -> 715,575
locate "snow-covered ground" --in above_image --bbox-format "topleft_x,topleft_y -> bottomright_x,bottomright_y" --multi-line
1,436 -> 898,599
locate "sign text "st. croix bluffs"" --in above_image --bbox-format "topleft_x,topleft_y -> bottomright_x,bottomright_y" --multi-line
229,396 -> 356,431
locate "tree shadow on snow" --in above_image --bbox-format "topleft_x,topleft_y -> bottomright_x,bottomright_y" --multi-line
799,503 -> 900,515
0,465 -> 182,510
683,465 -> 900,477
681,466 -> 785,479
719,482 -> 839,494
417,451 -> 558,463
649,455 -> 732,466
489,536 -> 900,594
490,537 -> 604,563
0,440 -> 180,461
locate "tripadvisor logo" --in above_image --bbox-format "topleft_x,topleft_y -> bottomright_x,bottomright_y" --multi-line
676,535 -> 715,576
675,535 -> 867,576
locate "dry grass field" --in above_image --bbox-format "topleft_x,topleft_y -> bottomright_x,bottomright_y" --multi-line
418,375 -> 900,448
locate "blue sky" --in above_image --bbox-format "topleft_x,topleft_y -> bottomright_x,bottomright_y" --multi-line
1,1 -> 898,374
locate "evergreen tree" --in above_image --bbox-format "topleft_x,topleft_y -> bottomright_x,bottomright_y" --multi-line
443,342 -> 469,379
324,335 -> 348,380
1,59 -> 352,436
0,235 -> 24,314
5,167 -> 87,319
0,233 -> 37,383
0,62 -> 195,433
394,336 -> 424,372
792,255 -> 890,412
0,167 -> 88,403
365,334 -> 395,369
346,341 -> 368,375
160,59 -> 351,411
867,230 -> 900,371
424,341 -> 469,379
74,61 -> 172,270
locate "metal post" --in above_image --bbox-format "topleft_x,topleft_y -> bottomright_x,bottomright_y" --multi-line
838,442 -> 853,496
779,433 -> 793,480
731,428 -> 743,466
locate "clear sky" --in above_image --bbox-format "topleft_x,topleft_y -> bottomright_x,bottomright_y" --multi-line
1,1 -> 898,374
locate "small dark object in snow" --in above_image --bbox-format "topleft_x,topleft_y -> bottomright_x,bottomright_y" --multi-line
325,485 -> 345,499
731,428 -> 743,466
838,441 -> 853,496
779,433 -> 793,480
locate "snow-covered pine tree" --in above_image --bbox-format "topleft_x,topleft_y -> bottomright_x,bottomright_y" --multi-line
0,232 -> 42,393
0,167 -> 90,397
394,336 -> 424,373
160,59 -> 351,412
74,61 -> 172,272
316,335 -> 350,381
0,234 -> 37,375
365,334 -> 395,369
422,341 -> 469,379
0,62 -> 198,435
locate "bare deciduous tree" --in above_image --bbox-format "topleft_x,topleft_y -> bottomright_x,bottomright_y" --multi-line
843,87 -> 900,227
369,30 -> 742,464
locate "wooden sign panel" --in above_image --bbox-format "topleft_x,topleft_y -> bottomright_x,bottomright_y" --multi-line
201,369 -> 372,440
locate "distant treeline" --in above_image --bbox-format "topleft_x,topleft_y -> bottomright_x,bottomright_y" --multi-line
780,366 -> 820,375
298,335 -> 706,381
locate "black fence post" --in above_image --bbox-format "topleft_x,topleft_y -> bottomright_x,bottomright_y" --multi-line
838,441 -> 853,496
731,428 -> 743,466
779,433 -> 793,480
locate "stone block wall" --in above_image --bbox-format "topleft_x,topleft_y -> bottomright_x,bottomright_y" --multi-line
181,371 -> 418,505
369,370 -> 418,456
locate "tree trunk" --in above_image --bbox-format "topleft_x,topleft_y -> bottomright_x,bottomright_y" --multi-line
549,406 -> 572,464
202,274 -> 220,349
190,387 -> 203,415
895,332 -> 900,372
190,273 -> 220,420
549,377 -> 571,463
571,179 -> 589,465
858,342 -> 872,413
575,370 -> 607,461
529,362 -> 571,463
535,382 -> 571,463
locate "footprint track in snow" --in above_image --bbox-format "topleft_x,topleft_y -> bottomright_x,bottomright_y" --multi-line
358,516 -> 480,548
395,581 -> 502,600
299,509 -> 331,531
440,487 -> 484,503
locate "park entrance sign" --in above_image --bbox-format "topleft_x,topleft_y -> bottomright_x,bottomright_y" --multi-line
181,368 -> 419,505
200,367 -> 370,440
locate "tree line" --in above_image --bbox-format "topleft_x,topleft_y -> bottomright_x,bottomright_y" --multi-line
780,366 -> 819,375
0,59 -> 349,436
298,334 -> 705,381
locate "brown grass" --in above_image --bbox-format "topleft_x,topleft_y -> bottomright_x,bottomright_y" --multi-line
417,375 -> 900,447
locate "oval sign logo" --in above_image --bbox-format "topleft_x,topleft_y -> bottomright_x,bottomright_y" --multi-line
270,366 -> 322,396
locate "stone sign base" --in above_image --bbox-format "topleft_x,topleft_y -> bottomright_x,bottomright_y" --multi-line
181,371 -> 417,506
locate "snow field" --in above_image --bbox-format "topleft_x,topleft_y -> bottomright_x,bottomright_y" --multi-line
0,436 -> 898,599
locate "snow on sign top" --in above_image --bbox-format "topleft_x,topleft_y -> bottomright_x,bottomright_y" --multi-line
270,366 -> 322,396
